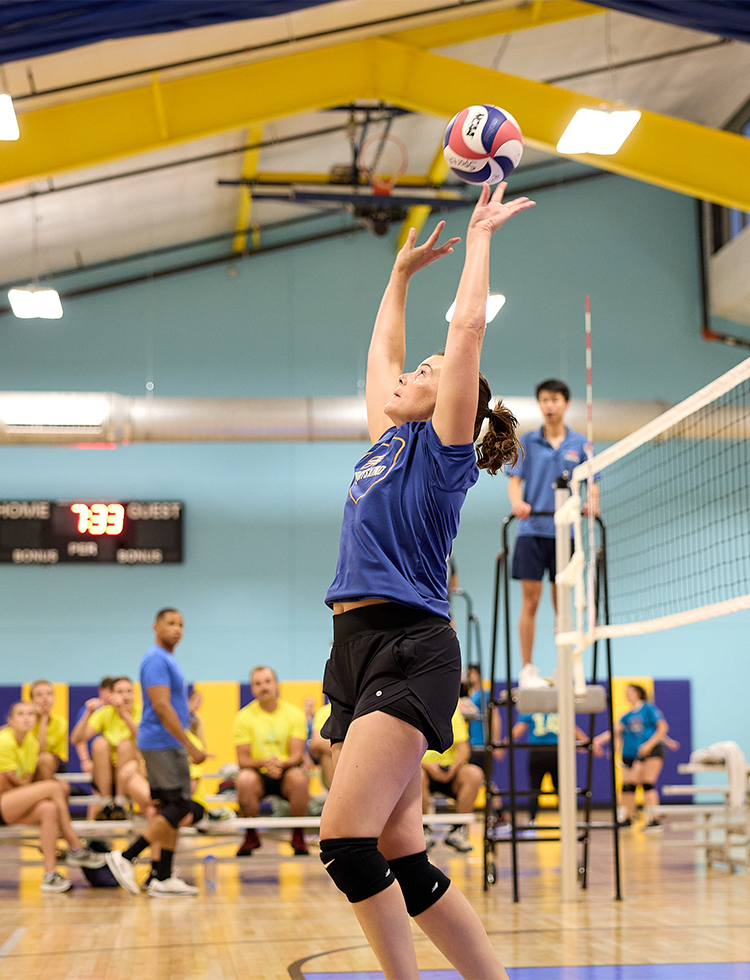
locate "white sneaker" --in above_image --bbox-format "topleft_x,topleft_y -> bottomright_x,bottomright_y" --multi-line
519,664 -> 550,689
444,825 -> 473,853
41,871 -> 73,893
423,827 -> 436,850
105,850 -> 140,895
147,876 -> 199,897
66,844 -> 106,869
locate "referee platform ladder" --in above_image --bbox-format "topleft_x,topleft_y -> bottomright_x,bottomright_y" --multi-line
483,512 -> 622,903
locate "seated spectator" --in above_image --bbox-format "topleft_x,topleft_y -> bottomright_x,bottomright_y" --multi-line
232,666 -> 309,857
308,701 -> 333,790
29,680 -> 68,780
512,711 -> 591,827
188,688 -> 207,750
71,676 -> 142,819
0,702 -> 110,892
421,703 -> 484,852
73,677 -> 114,777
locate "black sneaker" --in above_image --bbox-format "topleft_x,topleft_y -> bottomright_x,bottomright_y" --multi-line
95,804 -> 115,821
618,817 -> 632,828
108,804 -> 128,820
291,828 -> 308,855
642,819 -> 663,834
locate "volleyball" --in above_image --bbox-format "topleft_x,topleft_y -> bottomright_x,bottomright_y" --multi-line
443,104 -> 523,184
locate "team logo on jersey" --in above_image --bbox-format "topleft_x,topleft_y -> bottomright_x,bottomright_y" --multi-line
349,438 -> 406,504
564,450 -> 581,463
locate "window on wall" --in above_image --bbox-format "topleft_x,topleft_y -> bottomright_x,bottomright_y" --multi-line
710,111 -> 750,254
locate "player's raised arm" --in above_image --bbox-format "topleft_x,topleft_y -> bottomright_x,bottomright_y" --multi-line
365,221 -> 460,444
432,183 -> 534,446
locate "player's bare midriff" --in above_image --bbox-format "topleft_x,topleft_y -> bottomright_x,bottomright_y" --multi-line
332,597 -> 390,615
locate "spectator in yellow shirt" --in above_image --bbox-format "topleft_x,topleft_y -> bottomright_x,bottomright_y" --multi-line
421,703 -> 484,853
71,676 -> 143,819
29,680 -> 68,781
0,702 -> 108,892
232,666 -> 309,857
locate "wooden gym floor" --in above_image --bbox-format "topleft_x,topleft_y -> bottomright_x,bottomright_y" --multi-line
0,816 -> 748,980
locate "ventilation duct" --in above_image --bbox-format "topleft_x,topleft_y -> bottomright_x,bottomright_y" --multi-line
0,392 -> 672,446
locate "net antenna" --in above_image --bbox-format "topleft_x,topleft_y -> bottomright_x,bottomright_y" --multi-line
557,353 -> 750,656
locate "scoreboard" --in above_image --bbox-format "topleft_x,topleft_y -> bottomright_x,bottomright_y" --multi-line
0,500 -> 183,564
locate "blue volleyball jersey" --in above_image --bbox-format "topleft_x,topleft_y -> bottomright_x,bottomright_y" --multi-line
506,426 -> 590,538
326,420 -> 479,619
620,702 -> 663,759
518,712 -> 560,744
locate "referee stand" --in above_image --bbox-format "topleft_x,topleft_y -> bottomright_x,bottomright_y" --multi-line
483,510 -> 622,902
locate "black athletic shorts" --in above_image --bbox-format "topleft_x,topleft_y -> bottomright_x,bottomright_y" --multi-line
426,771 -> 458,797
321,602 -> 461,753
622,743 -> 665,768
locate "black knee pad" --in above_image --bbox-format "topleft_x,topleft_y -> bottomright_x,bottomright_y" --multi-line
641,783 -> 654,792
621,783 -> 637,794
319,837 -> 394,904
156,788 -> 192,828
388,850 -> 450,917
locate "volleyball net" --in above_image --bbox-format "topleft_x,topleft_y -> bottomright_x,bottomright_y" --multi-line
558,355 -> 750,653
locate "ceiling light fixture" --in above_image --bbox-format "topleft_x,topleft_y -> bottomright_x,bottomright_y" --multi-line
8,286 -> 64,319
0,66 -> 19,141
8,194 -> 64,319
556,107 -> 641,156
446,292 -> 506,325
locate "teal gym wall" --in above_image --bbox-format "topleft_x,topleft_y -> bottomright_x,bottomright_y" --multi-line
1,172 -> 747,755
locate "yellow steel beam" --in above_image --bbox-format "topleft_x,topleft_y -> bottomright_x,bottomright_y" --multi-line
371,39 -> 750,212
0,41 -> 379,188
397,146 -> 452,251
389,0 -> 602,49
233,123 -> 264,254
2,36 -> 749,213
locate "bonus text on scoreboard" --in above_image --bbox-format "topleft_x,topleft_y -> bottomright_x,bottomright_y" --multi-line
0,500 -> 184,564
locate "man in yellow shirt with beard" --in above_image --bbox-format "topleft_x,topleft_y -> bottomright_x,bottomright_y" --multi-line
232,666 -> 309,857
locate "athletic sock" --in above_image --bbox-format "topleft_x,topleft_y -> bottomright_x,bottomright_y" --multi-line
154,849 -> 174,881
122,836 -> 150,862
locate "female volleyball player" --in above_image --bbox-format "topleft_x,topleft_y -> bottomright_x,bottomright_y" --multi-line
604,683 -> 678,832
319,182 -> 534,980
0,701 -> 108,891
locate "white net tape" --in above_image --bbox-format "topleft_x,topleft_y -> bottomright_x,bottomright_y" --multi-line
558,356 -> 750,650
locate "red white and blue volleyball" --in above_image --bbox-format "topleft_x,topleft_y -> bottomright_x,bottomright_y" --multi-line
443,104 -> 523,184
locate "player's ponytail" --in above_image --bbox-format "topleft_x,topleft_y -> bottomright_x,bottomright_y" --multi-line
475,373 -> 522,475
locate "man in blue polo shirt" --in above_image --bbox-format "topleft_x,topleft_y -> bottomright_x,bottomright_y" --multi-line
507,379 -> 598,688
105,607 -> 206,897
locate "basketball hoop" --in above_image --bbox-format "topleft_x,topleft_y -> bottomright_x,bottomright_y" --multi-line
357,133 -> 409,196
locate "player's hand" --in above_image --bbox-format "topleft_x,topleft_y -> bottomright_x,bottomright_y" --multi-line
85,698 -> 102,713
492,747 -> 505,762
513,501 -> 532,519
81,759 -> 94,773
394,221 -> 461,278
109,693 -> 124,713
467,182 -> 535,239
582,502 -> 600,518
637,744 -> 649,759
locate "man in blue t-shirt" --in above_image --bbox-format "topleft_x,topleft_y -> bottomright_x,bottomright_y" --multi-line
105,608 -> 206,898
507,380 -> 599,689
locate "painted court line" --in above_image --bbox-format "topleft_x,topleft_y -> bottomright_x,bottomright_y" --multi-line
305,965 -> 750,980
0,928 -> 25,960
